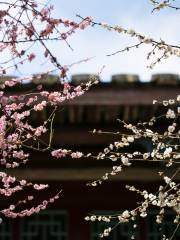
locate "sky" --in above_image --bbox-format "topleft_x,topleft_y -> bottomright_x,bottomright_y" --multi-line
5,0 -> 180,81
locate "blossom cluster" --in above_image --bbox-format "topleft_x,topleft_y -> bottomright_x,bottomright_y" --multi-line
150,0 -> 180,12
85,96 -> 180,238
76,13 -> 180,68
0,0 -> 96,224
0,1 -> 93,74
1,191 -> 61,218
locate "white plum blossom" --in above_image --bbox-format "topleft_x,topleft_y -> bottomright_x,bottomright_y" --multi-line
163,147 -> 172,158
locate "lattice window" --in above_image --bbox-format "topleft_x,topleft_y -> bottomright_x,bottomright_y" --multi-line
91,211 -> 137,240
0,218 -> 12,240
147,210 -> 180,240
20,210 -> 68,240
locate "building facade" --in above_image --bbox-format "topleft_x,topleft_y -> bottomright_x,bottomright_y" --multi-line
0,73 -> 180,240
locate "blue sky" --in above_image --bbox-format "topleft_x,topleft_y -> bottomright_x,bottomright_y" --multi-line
6,0 -> 180,81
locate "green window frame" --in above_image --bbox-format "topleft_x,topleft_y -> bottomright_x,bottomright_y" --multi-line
20,210 -> 68,240
147,209 -> 180,240
0,218 -> 13,240
91,211 -> 138,240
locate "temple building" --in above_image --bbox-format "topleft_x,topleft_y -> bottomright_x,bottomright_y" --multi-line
0,73 -> 180,240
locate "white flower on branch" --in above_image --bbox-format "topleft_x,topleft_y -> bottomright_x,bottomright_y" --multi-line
166,109 -> 176,119
121,156 -> 131,166
163,147 -> 172,158
177,95 -> 180,101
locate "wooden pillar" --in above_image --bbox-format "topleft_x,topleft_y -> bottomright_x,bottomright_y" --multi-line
69,207 -> 90,240
13,219 -> 20,240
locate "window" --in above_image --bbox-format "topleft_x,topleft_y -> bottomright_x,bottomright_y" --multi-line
147,210 -> 180,240
91,211 -> 137,240
0,218 -> 12,240
20,210 -> 68,240
90,209 -> 179,240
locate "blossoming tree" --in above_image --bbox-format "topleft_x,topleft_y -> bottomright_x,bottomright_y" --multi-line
0,0 -> 179,240
79,1 -> 180,239
0,0 -> 98,222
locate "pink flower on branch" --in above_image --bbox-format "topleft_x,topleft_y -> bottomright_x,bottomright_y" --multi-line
28,53 -> 36,62
1,191 -> 61,218
51,149 -> 83,159
0,0 -> 97,225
